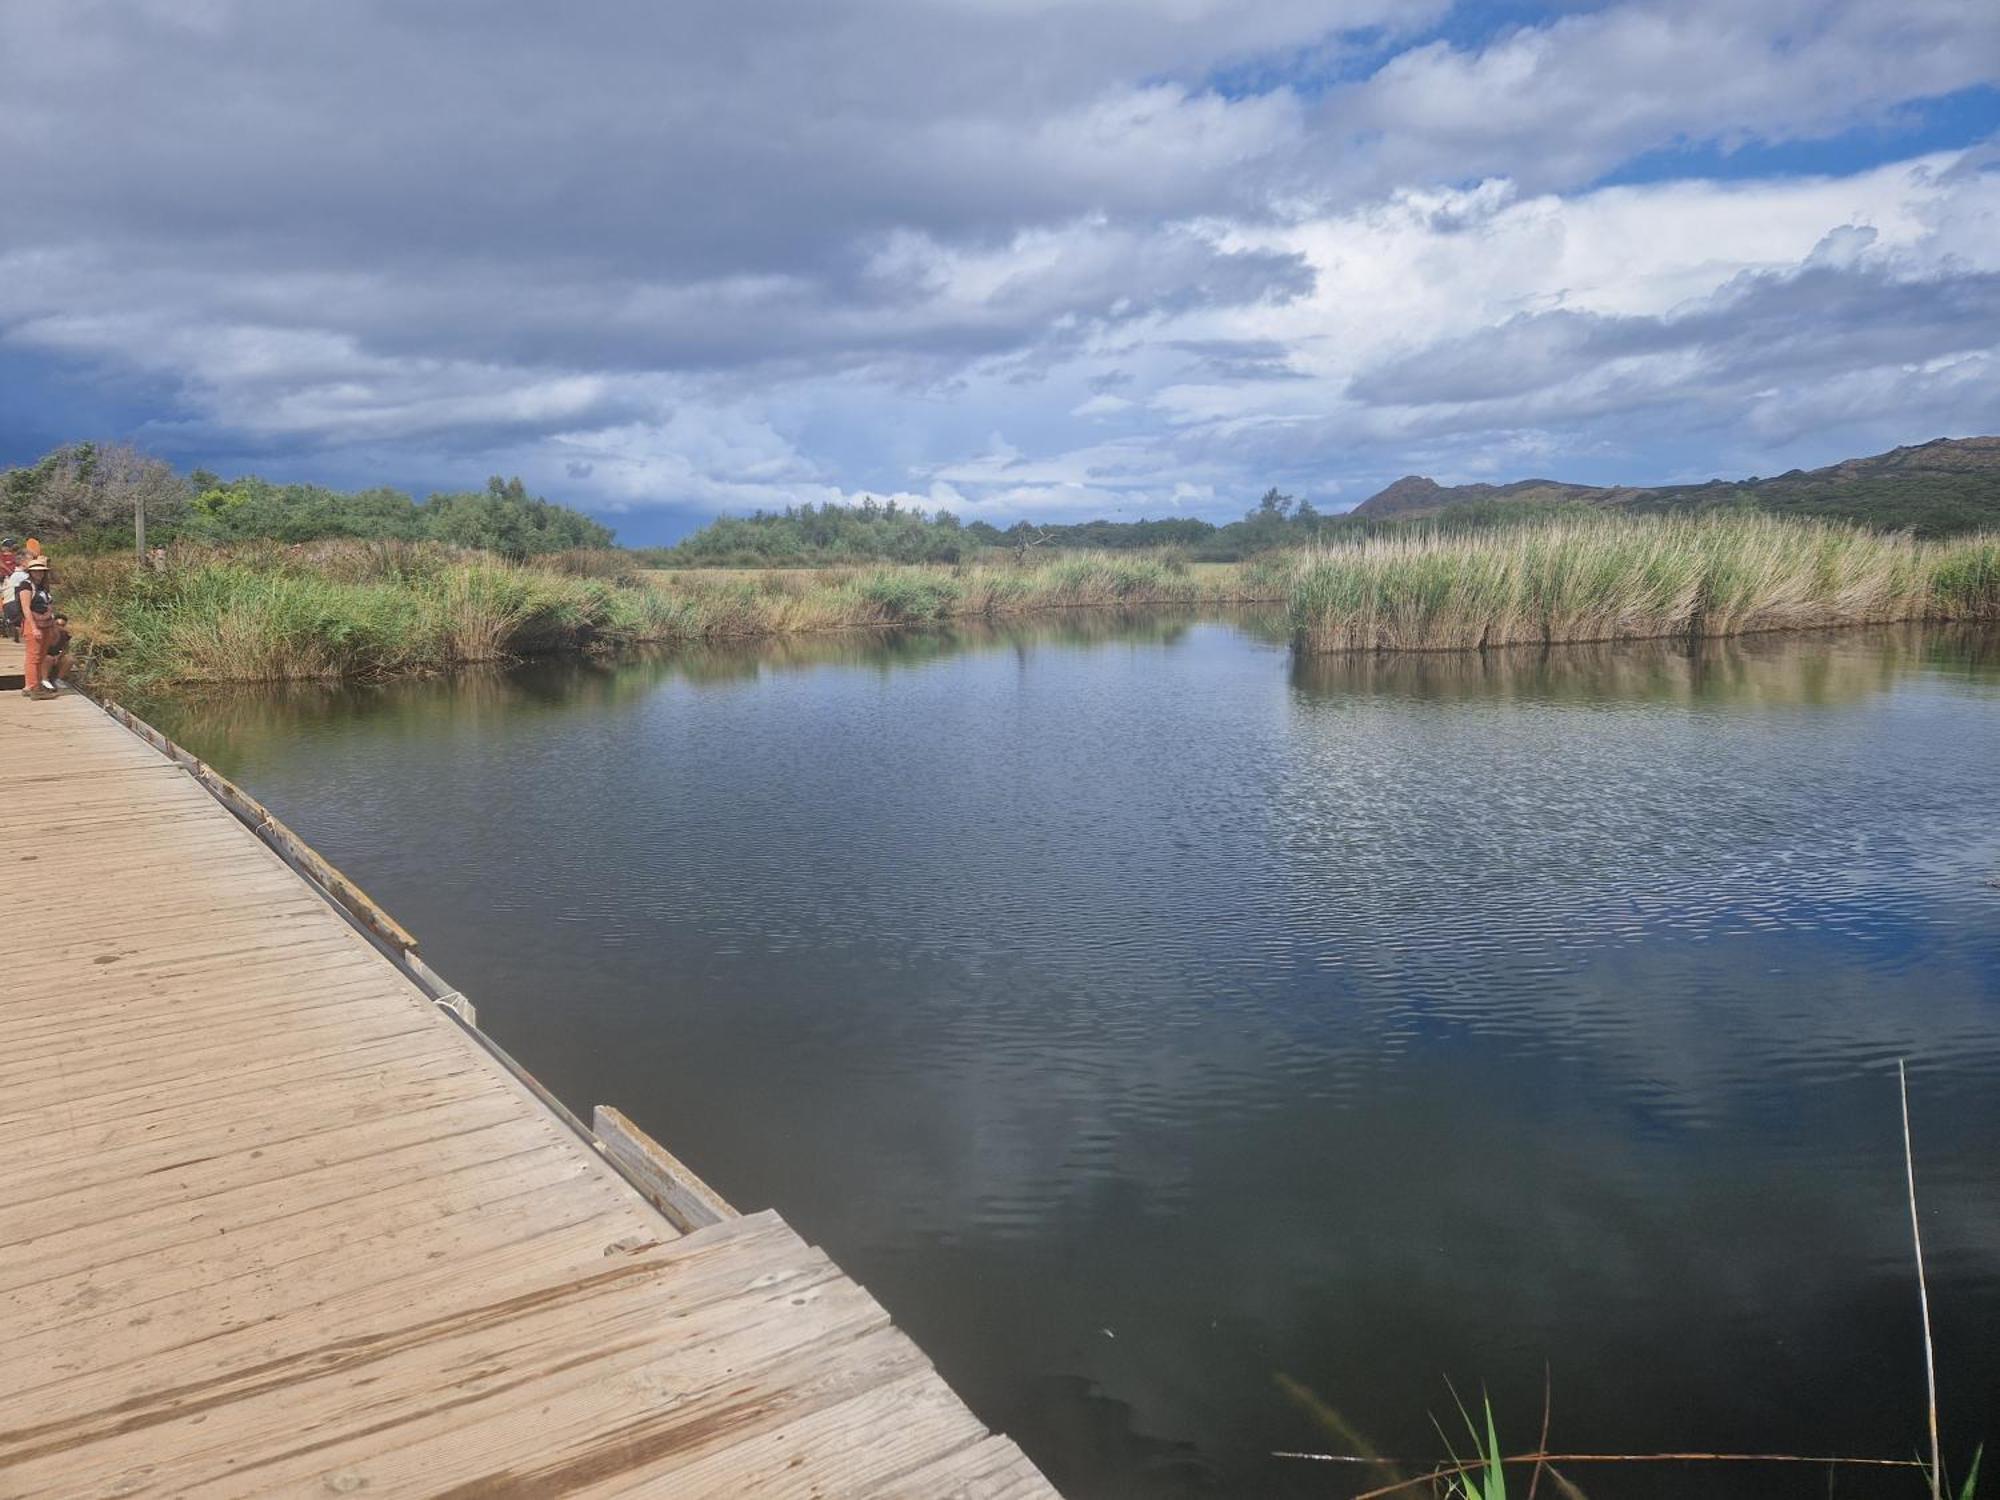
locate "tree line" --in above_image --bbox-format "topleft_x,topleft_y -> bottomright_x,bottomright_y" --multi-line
0,443 -> 614,556
648,488 -> 1619,566
652,488 -> 1354,566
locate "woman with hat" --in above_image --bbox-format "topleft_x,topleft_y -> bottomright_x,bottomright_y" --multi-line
15,556 -> 56,699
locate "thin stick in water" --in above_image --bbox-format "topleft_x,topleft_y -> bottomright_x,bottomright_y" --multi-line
1530,1363 -> 1552,1500
1899,1057 -> 1942,1500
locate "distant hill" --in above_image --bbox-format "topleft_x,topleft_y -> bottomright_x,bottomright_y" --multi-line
1352,437 -> 2000,536
1354,474 -> 1615,518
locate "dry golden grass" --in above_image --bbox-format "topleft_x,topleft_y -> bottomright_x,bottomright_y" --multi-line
1286,514 -> 2000,654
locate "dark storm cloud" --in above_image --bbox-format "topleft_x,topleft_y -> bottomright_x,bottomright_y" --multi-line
0,0 -> 1346,419
0,1 -> 1355,272
1349,257 -> 2000,411
10,235 -> 1311,386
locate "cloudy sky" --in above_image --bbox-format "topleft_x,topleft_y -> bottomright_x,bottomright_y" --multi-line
2,1 -> 1996,542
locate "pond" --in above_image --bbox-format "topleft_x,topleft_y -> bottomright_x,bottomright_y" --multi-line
135,615 -> 2000,1499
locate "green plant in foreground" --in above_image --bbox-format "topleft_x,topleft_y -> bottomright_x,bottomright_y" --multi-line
1439,1397 -> 1507,1500
1958,1446 -> 1983,1499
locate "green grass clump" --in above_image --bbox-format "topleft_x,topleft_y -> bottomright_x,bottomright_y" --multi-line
1037,555 -> 1203,604
70,547 -> 650,687
1445,1399 -> 1507,1500
106,566 -> 425,682
1929,538 -> 2000,619
850,570 -> 964,622
1289,513 -> 2000,655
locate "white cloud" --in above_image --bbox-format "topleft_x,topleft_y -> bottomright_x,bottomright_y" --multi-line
1330,0 -> 2000,193
1071,393 -> 1136,418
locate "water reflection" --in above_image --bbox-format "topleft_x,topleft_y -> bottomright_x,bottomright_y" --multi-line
1288,623 -> 1994,708
129,611 -> 1227,775
140,621 -> 1982,778
136,618 -> 2000,1499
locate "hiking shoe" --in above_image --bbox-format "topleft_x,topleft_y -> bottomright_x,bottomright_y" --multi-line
25,686 -> 57,700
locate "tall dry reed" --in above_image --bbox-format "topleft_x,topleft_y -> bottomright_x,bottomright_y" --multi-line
1287,515 -> 2000,654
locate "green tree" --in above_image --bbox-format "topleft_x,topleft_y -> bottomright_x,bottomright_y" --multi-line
422,480 -> 613,555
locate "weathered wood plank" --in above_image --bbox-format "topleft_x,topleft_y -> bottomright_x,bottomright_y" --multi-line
866,1434 -> 1061,1499
594,1104 -> 739,1232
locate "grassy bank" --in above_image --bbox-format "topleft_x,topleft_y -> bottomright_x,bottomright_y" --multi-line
58,517 -> 2000,685
1287,513 -> 2000,654
60,541 -> 1283,687
639,554 -> 1280,629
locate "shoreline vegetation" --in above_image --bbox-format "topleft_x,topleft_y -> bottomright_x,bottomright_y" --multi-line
60,543 -> 1281,688
55,513 -> 1999,688
1287,513 -> 1998,654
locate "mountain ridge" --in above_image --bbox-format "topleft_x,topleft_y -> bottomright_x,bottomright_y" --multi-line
1350,437 -> 2000,536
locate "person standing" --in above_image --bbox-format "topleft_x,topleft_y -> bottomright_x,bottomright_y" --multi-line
16,557 -> 55,700
0,540 -> 17,642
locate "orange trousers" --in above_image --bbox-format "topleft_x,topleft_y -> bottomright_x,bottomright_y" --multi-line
21,616 -> 46,689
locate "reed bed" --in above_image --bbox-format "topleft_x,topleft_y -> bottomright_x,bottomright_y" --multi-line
60,519 -> 1997,685
59,543 -> 1275,686
642,554 -> 1232,626
1287,514 -> 2000,654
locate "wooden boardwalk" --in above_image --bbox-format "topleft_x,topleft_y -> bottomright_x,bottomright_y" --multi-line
0,646 -> 1057,1498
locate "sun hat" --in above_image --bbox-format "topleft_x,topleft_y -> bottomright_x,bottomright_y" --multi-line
25,557 -> 49,571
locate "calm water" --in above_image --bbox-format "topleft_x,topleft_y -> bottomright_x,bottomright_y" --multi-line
139,617 -> 2000,1499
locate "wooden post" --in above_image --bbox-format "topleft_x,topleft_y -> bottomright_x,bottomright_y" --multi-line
592,1106 -> 737,1232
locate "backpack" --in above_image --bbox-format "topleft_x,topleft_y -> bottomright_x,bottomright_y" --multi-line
4,582 -> 49,627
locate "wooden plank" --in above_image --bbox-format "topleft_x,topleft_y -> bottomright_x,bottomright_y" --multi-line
2,1214 -> 818,1491
0,1003 -> 443,1112
2,963 -> 406,1052
580,1366 -> 992,1500
594,1104 -> 739,1231
2,1150 -> 608,1376
0,1113 -> 561,1292
0,1027 -> 471,1149
0,1064 -> 503,1213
